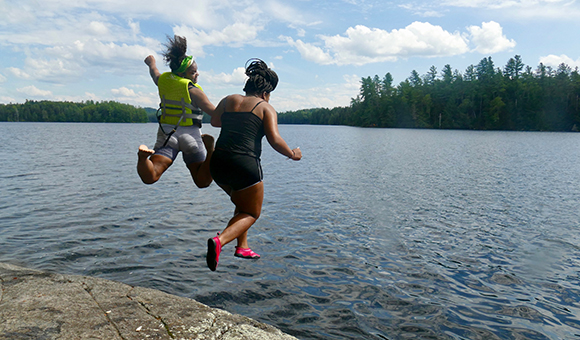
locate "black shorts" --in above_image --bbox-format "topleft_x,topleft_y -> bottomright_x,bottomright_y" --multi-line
210,149 -> 263,191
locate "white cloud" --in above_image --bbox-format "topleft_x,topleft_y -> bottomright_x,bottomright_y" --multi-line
421,11 -> 446,17
467,21 -> 516,54
284,21 -> 518,65
399,0 -> 580,20
343,74 -> 361,90
87,21 -> 110,36
0,95 -> 17,103
539,54 -> 580,69
443,0 -> 525,9
17,85 -> 53,98
274,74 -> 360,111
174,22 -> 264,57
202,67 -> 247,86
0,0 -> 292,88
0,0 -> 36,26
128,19 -> 140,36
8,67 -> 32,80
5,40 -> 155,85
295,27 -> 306,37
283,37 -> 335,65
441,0 -> 580,19
111,87 -> 137,97
85,92 -> 100,101
266,1 -> 311,26
0,5 -> 136,46
111,87 -> 160,107
284,22 -> 469,65
0,73 -> 7,83
398,4 -> 446,17
9,57 -> 83,83
69,40 -> 152,64
444,0 -> 569,9
127,90 -> 159,107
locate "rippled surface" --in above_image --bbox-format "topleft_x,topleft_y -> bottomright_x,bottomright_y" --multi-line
1,122 -> 579,339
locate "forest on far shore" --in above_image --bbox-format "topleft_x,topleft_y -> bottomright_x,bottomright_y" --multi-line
0,100 -> 149,123
1,55 -> 579,132
278,55 -> 580,132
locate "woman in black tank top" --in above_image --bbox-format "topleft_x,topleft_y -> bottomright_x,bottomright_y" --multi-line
206,59 -> 302,271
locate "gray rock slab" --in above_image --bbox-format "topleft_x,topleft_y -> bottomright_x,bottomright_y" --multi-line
0,263 -> 298,340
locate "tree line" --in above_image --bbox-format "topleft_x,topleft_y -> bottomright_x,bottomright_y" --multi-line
279,55 -> 580,131
0,100 -> 149,123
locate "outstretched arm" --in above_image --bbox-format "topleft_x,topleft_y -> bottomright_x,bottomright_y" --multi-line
190,87 -> 216,117
263,105 -> 302,160
144,55 -> 161,86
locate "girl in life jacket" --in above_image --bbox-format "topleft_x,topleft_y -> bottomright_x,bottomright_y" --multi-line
137,35 -> 216,188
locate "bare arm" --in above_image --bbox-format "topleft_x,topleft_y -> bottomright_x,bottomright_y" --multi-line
263,105 -> 302,161
144,55 -> 161,86
211,97 -> 227,127
189,87 -> 216,117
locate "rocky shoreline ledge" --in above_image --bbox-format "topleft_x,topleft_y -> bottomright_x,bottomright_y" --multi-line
0,263 -> 298,339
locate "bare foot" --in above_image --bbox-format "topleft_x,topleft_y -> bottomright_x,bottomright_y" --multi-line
138,145 -> 155,159
201,134 -> 215,154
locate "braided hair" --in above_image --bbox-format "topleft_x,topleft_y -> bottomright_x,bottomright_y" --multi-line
243,58 -> 278,95
162,35 -> 189,73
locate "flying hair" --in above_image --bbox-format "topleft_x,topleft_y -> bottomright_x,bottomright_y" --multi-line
243,58 -> 278,95
162,35 -> 190,73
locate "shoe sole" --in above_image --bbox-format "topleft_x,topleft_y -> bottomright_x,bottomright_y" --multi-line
234,253 -> 260,259
207,238 -> 218,271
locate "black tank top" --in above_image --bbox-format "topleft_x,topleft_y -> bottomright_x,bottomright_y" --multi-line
215,101 -> 265,158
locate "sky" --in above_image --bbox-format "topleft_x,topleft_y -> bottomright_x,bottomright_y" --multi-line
1,0 -> 579,112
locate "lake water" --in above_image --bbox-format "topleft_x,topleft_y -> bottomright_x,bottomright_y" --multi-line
0,122 -> 579,339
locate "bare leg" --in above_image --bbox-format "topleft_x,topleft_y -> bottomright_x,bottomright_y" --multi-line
137,145 -> 172,184
207,182 -> 263,270
231,206 -> 249,248
186,134 -> 215,188
218,182 -> 264,248
236,230 -> 249,248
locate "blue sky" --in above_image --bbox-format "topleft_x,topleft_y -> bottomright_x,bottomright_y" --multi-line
1,0 -> 579,112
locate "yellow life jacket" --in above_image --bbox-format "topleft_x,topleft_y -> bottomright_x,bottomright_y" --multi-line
157,72 -> 204,127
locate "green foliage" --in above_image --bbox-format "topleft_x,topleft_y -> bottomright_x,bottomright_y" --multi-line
278,55 -> 580,131
0,100 -> 149,123
144,107 -> 158,122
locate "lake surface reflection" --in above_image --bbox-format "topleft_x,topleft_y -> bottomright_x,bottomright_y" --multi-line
1,122 -> 579,339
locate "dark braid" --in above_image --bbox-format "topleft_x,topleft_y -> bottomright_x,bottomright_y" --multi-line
162,35 -> 188,72
243,58 -> 278,95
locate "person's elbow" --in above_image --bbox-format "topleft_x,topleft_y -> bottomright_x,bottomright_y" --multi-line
210,117 -> 221,127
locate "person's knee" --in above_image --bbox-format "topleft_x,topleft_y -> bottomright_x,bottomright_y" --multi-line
237,210 -> 260,221
248,209 -> 261,220
196,181 -> 211,188
193,177 -> 212,188
139,173 -> 159,185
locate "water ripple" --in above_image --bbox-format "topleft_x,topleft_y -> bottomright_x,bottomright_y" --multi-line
1,123 -> 580,339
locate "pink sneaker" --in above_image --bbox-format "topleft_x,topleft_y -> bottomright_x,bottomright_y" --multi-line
207,235 -> 221,271
234,246 -> 260,259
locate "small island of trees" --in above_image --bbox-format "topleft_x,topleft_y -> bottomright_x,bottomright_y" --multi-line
279,55 -> 580,132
